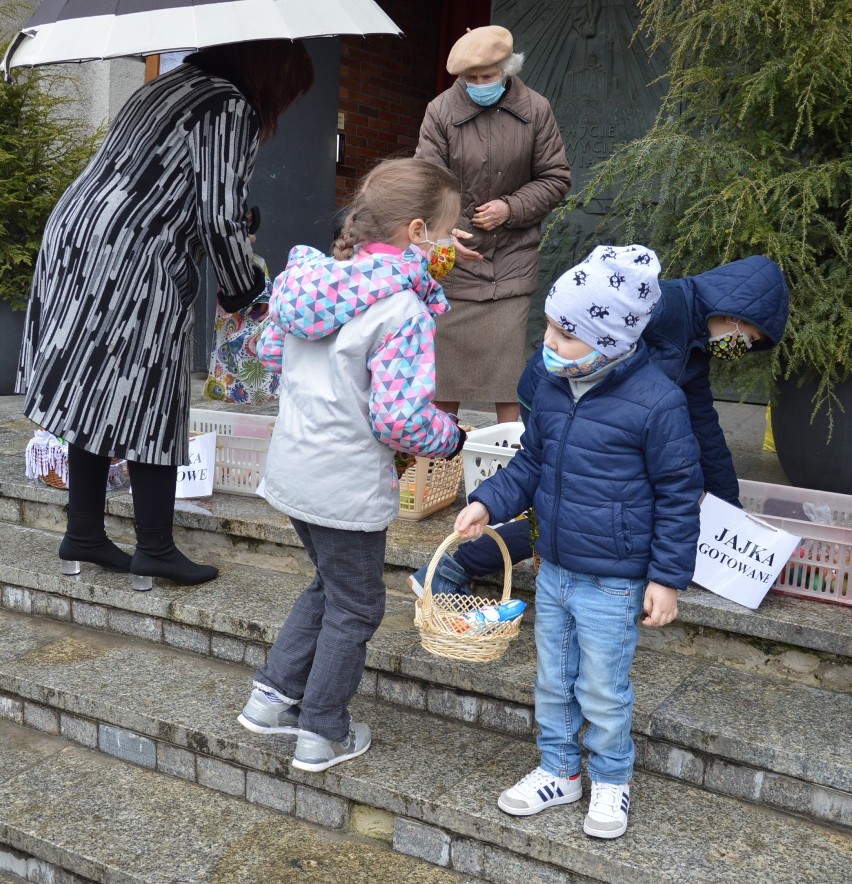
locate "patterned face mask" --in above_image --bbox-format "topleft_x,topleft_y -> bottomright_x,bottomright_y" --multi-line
707,324 -> 753,360
542,343 -> 612,378
422,226 -> 456,280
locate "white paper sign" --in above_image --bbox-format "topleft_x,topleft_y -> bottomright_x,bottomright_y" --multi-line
693,494 -> 801,609
175,432 -> 216,499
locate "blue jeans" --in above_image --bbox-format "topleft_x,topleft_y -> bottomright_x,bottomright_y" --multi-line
534,558 -> 645,785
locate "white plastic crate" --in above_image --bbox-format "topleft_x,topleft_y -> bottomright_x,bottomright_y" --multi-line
462,422 -> 524,501
739,479 -> 852,605
188,408 -> 275,496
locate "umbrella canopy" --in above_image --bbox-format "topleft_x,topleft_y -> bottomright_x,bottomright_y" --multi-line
3,0 -> 401,75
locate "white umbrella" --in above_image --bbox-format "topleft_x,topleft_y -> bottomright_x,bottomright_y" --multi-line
3,0 -> 401,76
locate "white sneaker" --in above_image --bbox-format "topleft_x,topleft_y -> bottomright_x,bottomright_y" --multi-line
498,766 -> 583,816
583,781 -> 630,838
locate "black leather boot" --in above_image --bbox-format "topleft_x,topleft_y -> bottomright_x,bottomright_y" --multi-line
130,528 -> 218,590
127,459 -> 218,591
62,445 -> 131,575
59,509 -> 132,575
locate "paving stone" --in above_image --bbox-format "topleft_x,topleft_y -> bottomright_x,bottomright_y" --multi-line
70,600 -> 109,630
99,724 -> 156,769
30,592 -> 71,622
23,702 -> 59,736
156,743 -> 197,782
0,694 -> 22,725
163,620 -> 210,655
59,713 -> 98,749
2,586 -> 31,614
108,608 -> 162,643
642,742 -> 705,786
295,784 -> 349,830
395,818 -> 452,867
196,754 -> 245,797
246,770 -> 295,814
211,633 -> 246,662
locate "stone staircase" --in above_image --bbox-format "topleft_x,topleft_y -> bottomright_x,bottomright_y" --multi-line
0,402 -> 850,883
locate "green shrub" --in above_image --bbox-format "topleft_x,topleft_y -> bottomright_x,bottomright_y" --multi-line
1,2 -> 101,310
550,0 -> 851,414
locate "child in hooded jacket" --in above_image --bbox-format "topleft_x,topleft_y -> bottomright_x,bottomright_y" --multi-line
408,253 -> 788,597
238,158 -> 466,772
455,245 -> 703,838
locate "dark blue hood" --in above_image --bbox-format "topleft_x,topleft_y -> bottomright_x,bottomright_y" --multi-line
679,255 -> 788,350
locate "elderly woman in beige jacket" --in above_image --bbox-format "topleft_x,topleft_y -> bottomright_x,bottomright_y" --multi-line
416,25 -> 571,422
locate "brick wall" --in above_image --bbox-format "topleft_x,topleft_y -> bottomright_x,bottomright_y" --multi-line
335,1 -> 444,203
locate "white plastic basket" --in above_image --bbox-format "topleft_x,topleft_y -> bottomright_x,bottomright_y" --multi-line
738,479 -> 852,605
188,408 -> 275,496
462,422 -> 524,501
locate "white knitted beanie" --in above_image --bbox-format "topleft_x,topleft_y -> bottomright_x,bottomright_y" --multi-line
545,244 -> 662,358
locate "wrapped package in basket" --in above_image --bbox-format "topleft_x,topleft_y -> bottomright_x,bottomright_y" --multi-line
415,527 -> 525,662
25,429 -> 127,491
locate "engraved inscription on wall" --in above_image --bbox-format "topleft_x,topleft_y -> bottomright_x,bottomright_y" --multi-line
493,0 -> 669,347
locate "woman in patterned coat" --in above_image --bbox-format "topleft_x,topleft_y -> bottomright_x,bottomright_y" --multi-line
16,40 -> 314,588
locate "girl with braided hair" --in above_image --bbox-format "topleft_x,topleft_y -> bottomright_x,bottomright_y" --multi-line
238,157 -> 466,772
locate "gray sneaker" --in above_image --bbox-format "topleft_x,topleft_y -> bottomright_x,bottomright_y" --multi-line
292,722 -> 371,772
237,687 -> 300,735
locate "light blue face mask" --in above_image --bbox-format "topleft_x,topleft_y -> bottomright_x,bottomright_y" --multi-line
542,344 -> 611,378
465,79 -> 506,107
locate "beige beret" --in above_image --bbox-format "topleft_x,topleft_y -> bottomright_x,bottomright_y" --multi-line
446,26 -> 513,76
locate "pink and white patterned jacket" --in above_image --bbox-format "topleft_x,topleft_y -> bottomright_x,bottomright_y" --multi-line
259,243 -> 460,458
258,243 -> 461,530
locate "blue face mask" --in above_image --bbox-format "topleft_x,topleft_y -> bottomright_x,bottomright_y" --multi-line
465,79 -> 506,107
542,344 -> 611,378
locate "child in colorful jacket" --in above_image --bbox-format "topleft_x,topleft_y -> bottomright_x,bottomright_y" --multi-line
238,158 -> 466,772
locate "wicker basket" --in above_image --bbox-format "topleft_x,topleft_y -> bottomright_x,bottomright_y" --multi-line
39,459 -> 127,491
414,526 -> 523,662
25,429 -> 127,491
397,453 -> 464,521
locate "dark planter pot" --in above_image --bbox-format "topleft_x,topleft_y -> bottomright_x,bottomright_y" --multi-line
772,372 -> 852,495
0,302 -> 25,395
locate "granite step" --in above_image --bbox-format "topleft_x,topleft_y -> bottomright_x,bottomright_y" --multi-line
1,607 -> 850,884
0,719 -> 478,884
1,525 -> 851,830
2,487 -> 851,694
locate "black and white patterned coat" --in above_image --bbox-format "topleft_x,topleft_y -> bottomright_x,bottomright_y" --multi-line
17,62 -> 265,465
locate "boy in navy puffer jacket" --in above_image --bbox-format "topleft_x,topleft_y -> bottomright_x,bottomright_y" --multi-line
455,245 -> 703,839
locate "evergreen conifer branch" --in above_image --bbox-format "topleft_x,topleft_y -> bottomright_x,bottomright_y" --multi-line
544,0 -> 851,416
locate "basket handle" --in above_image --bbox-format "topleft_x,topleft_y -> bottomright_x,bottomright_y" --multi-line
420,525 -> 514,619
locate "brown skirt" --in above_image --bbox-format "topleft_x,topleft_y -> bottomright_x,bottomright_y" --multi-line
434,296 -> 532,403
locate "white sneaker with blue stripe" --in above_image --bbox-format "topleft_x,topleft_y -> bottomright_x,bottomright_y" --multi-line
584,781 -> 630,838
498,766 -> 583,816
